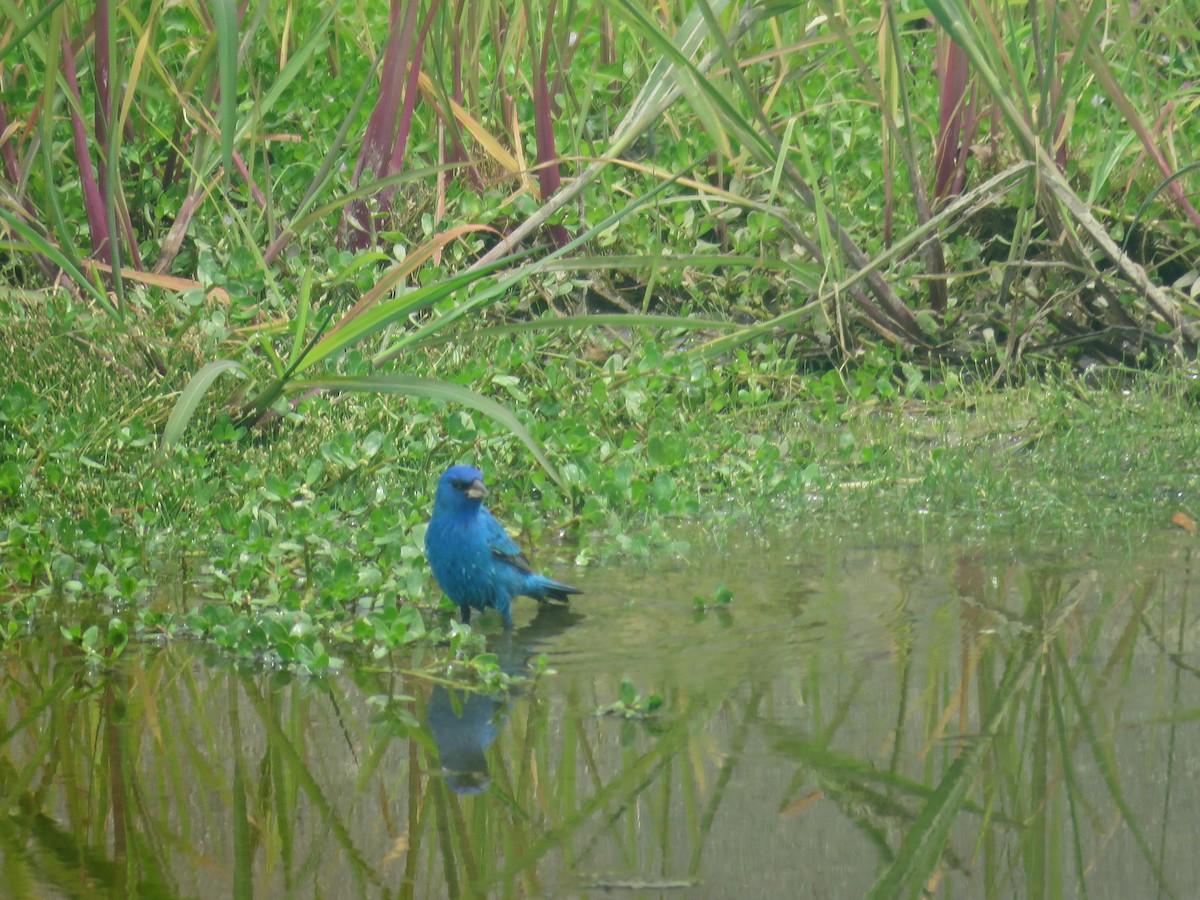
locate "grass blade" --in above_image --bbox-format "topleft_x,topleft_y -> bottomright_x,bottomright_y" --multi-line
159,359 -> 246,455
210,0 -> 239,182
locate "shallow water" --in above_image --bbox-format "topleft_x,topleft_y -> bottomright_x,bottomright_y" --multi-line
2,532 -> 1199,897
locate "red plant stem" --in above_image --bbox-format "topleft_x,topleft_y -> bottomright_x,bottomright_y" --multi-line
447,4 -> 483,193
0,100 -> 57,280
342,0 -> 419,249
60,32 -> 112,263
532,0 -> 569,247
94,2 -> 145,270
389,0 -> 442,181
492,8 -> 515,144
232,149 -> 268,209
934,37 -> 972,203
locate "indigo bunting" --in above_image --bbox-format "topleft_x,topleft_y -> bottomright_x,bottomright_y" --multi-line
425,465 -> 580,629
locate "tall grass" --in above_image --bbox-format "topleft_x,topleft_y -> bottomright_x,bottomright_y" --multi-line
1,0 -> 1197,460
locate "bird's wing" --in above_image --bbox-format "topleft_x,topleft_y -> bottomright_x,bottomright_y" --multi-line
481,511 -> 534,573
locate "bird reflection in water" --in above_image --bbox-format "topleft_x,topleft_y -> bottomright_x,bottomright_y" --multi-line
427,602 -> 583,794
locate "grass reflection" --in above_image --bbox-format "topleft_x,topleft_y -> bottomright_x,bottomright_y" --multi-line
0,545 -> 1197,897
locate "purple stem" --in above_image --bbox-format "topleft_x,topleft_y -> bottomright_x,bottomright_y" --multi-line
60,32 -> 112,262
532,0 -> 569,247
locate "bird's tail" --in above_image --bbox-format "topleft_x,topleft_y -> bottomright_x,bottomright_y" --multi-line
526,575 -> 581,604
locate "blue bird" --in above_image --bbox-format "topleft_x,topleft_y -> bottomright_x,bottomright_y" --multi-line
425,465 -> 580,629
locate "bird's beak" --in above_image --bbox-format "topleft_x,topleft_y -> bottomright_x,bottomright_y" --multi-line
467,478 -> 488,499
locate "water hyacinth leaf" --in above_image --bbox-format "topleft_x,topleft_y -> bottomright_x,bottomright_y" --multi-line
619,679 -> 637,706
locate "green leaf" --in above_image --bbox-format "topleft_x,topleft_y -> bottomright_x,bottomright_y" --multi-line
108,618 -> 128,655
159,360 -> 246,455
300,255 -> 529,374
210,0 -> 238,181
619,679 -> 637,706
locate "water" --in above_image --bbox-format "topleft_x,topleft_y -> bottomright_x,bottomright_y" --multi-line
2,532 -> 1199,898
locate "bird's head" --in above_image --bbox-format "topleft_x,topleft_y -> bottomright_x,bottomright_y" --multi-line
435,465 -> 488,511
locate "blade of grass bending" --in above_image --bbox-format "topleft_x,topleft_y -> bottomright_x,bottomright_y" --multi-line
622,0 -> 924,341
1087,133 -> 1138,206
692,162 -> 1035,359
289,268 -> 314,368
414,71 -> 522,175
532,252 -> 788,273
158,359 -> 246,455
235,0 -> 343,144
1064,17 -> 1200,230
238,305 -> 338,422
608,0 -> 735,158
263,29 -> 382,265
298,252 -> 534,374
273,164 -> 459,246
926,0 -> 1195,338
295,374 -> 564,490
467,2 -> 761,271
613,0 -> 771,162
374,164 -> 695,366
328,223 -> 501,338
115,4 -> 156,142
1123,162 -> 1200,257
459,314 -> 745,341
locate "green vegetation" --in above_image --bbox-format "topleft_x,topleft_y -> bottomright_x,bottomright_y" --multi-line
595,678 -> 664,718
4,6 -> 1199,894
4,289 -> 1200,676
1,0 -> 1198,676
